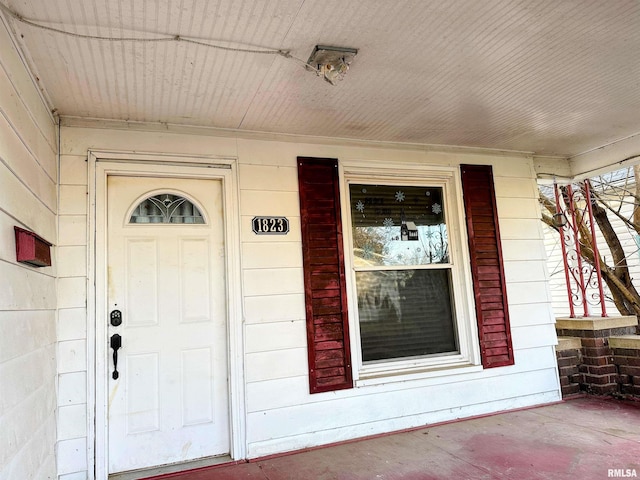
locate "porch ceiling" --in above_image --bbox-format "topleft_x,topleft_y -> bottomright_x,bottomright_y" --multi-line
2,0 -> 640,158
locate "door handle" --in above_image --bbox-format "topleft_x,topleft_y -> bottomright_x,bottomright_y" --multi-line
110,334 -> 122,380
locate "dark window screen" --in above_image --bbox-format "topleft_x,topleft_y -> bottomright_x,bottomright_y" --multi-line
356,269 -> 458,362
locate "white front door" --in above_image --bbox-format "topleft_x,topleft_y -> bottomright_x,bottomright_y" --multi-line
106,175 -> 229,474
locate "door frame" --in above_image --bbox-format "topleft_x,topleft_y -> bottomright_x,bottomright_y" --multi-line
87,151 -> 246,479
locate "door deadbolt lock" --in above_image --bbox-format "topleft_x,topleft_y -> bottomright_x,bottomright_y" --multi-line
110,309 -> 122,326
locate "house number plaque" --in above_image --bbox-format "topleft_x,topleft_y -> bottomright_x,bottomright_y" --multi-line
252,216 -> 290,235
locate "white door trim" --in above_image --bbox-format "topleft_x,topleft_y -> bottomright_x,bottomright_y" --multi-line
87,151 -> 246,479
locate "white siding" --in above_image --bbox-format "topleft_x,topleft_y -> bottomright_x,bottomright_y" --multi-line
56,146 -> 88,479
58,125 -> 560,474
238,145 -> 560,457
0,15 -> 58,480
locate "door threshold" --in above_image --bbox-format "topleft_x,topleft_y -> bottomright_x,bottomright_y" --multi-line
109,454 -> 233,480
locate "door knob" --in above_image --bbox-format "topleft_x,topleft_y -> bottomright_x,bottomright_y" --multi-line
110,334 -> 122,380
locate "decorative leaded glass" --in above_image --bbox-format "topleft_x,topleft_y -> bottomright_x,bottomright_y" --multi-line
129,194 -> 205,224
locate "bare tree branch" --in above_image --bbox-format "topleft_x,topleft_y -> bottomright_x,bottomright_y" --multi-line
542,174 -> 640,318
591,189 -> 640,236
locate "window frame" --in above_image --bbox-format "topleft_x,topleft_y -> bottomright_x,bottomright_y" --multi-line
339,162 -> 482,382
124,189 -> 209,227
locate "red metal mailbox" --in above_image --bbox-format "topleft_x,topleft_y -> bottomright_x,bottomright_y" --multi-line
14,226 -> 52,267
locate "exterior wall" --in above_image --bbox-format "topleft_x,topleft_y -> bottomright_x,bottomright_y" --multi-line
543,224 -> 573,317
59,124 -> 561,475
55,151 -> 88,478
0,16 -> 58,480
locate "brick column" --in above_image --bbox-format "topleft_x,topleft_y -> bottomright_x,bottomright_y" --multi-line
610,335 -> 640,397
555,337 -> 581,397
555,316 -> 638,395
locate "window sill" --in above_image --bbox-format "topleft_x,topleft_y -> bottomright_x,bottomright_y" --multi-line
355,361 -> 483,387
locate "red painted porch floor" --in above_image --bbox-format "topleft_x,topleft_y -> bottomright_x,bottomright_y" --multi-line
145,396 -> 640,480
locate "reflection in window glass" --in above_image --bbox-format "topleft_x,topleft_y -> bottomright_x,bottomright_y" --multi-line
349,184 -> 448,267
349,183 -> 458,364
129,194 -> 205,224
356,269 -> 457,362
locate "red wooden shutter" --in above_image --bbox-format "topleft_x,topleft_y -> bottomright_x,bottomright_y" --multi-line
297,157 -> 353,393
460,164 -> 514,368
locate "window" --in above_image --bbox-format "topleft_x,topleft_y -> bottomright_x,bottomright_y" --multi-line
349,184 -> 458,363
298,158 -> 513,393
345,175 -> 472,375
129,193 -> 204,224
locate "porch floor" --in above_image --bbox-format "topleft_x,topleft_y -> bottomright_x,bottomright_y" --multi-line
145,396 -> 640,480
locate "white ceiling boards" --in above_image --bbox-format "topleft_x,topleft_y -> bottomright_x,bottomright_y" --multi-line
2,0 -> 640,157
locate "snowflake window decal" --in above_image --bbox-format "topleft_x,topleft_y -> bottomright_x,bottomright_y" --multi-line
348,183 -> 449,267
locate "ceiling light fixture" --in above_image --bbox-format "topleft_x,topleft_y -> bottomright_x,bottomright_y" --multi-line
306,45 -> 358,85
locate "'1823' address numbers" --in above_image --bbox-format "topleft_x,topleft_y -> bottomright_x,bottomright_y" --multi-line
252,216 -> 290,235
